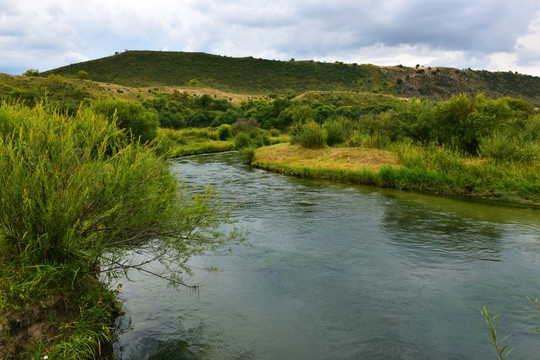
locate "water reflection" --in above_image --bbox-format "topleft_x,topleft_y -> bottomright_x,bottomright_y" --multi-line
381,200 -> 504,261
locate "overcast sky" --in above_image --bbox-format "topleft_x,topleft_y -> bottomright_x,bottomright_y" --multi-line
2,0 -> 540,76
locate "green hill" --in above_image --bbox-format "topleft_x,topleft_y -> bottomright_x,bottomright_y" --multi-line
15,50 -> 540,106
42,51 -> 398,95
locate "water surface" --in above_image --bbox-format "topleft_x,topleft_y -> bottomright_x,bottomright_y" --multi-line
114,151 -> 540,360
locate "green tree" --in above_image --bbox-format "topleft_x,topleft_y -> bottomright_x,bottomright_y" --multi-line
77,70 -> 90,79
23,69 -> 39,76
433,93 -> 476,153
47,74 -> 65,89
324,118 -> 348,146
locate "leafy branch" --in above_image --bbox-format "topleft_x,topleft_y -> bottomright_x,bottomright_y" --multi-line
481,307 -> 514,360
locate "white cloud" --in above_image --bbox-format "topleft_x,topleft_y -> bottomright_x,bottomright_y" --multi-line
1,0 -> 540,77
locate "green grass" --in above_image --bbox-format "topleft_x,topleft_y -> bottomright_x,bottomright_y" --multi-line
171,140 -> 237,157
253,143 -> 540,206
159,127 -> 288,158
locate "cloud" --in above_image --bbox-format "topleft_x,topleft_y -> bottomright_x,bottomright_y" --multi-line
1,0 -> 540,76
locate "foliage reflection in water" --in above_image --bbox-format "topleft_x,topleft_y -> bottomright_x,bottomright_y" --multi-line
114,151 -> 540,360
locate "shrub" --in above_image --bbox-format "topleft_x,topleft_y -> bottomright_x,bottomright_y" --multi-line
77,70 -> 90,79
479,131 -> 540,163
232,118 -> 261,136
47,74 -> 65,89
324,119 -> 347,147
217,124 -> 232,140
23,69 -> 39,76
234,132 -> 252,149
291,120 -> 326,149
241,147 -> 256,165
253,133 -> 271,147
91,98 -> 159,143
0,102 -> 241,356
182,128 -> 218,140
396,143 -> 465,173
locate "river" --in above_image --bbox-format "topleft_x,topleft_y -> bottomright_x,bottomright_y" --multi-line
113,151 -> 540,360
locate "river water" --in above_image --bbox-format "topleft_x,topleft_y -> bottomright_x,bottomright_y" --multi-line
114,151 -> 540,360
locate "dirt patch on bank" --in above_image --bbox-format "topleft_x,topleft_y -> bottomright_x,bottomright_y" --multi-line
1,296 -> 70,357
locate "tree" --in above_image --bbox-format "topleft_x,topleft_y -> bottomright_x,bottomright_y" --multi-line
77,70 -> 90,79
23,69 -> 39,76
47,74 -> 65,89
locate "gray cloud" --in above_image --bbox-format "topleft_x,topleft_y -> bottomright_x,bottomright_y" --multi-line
1,0 -> 540,76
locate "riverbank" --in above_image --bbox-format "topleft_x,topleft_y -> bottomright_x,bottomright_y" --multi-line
0,267 -> 119,359
169,140 -> 237,157
253,143 -> 540,207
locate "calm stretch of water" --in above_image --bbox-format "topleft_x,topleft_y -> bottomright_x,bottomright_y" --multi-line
114,151 -> 540,360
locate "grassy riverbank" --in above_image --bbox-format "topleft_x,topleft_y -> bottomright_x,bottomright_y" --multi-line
0,262 -> 120,359
253,143 -> 540,206
159,126 -> 288,158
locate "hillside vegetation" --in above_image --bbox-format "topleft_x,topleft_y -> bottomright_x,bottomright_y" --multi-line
40,51 -> 540,105
42,51 -> 397,95
382,65 -> 540,104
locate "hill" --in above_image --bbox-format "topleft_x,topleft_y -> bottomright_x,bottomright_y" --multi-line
42,51 -> 398,95
41,51 -> 540,105
381,65 -> 540,105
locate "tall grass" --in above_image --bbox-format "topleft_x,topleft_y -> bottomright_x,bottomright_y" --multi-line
0,102 -> 241,358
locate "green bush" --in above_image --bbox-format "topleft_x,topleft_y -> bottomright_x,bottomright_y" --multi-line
234,132 -> 252,149
241,147 -> 256,165
0,104 -> 168,265
182,127 -> 218,140
47,74 -> 65,89
479,131 -> 540,163
291,120 -> 326,149
232,118 -> 261,136
324,119 -> 347,146
91,98 -> 159,143
77,70 -> 90,79
0,102 -> 241,357
396,143 -> 465,173
217,124 -> 232,140
23,69 -> 40,76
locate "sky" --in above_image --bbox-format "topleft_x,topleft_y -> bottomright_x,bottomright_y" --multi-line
1,0 -> 540,76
